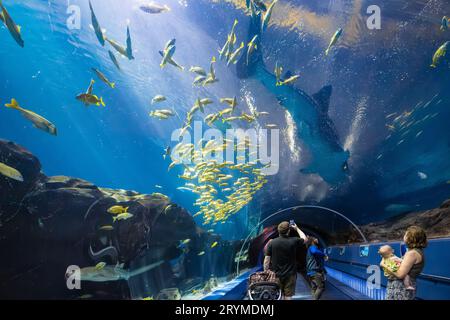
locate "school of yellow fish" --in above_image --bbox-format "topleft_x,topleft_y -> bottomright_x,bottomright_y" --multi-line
170,137 -> 270,224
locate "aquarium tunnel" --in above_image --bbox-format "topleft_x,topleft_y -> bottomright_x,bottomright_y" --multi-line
1,0 -> 450,301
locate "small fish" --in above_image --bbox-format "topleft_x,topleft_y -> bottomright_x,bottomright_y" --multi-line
160,44 -> 176,68
189,66 -> 207,76
152,95 -> 166,104
139,2 -> 171,14
0,0 -> 24,47
149,109 -> 175,119
76,93 -> 105,107
92,68 -> 115,88
106,37 -> 128,58
246,35 -> 258,65
261,0 -> 278,31
164,204 -> 173,214
95,262 -> 106,270
159,45 -> 184,70
178,239 -> 191,247
38,218 -> 44,229
164,38 -> 176,51
431,41 -> 450,68
197,251 -> 205,256
126,26 -> 134,60
203,56 -> 218,85
227,42 -> 245,65
99,225 -> 114,231
108,50 -> 121,71
193,75 -> 207,86
142,296 -> 154,300
86,79 -> 95,95
177,186 -> 193,192
325,28 -> 343,56
211,241 -> 218,248
155,185 -> 163,189
107,206 -> 129,215
266,124 -> 278,128
277,74 -> 300,86
200,98 -> 213,106
163,146 -> 171,159
441,16 -> 449,31
5,99 -> 57,136
274,61 -> 283,84
220,97 -> 238,109
88,0 -> 105,46
113,212 -> 134,222
0,161 -> 23,182
418,172 -> 428,180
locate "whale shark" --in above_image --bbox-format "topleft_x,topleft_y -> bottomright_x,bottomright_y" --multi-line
236,8 -> 349,185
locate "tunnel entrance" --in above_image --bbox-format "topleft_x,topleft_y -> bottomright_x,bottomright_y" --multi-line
236,205 -> 367,275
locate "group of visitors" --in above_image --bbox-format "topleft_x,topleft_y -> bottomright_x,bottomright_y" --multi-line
263,221 -> 427,300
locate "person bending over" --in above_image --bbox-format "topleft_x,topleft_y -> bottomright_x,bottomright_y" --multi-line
264,221 -> 307,300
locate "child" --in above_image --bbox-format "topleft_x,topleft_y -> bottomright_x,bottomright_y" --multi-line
379,245 -> 415,290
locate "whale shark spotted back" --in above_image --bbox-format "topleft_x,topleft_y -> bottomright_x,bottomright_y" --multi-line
236,9 -> 349,185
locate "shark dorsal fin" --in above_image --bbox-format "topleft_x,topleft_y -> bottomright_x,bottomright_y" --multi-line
312,85 -> 333,114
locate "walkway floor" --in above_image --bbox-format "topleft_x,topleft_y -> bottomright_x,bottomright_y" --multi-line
293,274 -> 369,300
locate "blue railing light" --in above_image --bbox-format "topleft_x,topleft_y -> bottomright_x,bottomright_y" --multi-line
326,267 -> 386,300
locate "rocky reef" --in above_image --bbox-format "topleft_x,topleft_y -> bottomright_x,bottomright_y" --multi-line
0,140 -> 235,299
359,199 -> 450,242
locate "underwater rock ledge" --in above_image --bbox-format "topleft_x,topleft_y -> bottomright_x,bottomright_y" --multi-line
359,200 -> 450,243
0,139 -> 227,299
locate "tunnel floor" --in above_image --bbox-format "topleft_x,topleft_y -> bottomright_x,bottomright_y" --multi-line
292,274 -> 369,300
242,273 -> 370,300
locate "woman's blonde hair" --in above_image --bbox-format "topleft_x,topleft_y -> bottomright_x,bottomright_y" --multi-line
404,226 -> 428,249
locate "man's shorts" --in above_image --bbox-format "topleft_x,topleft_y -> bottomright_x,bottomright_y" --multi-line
279,273 -> 297,297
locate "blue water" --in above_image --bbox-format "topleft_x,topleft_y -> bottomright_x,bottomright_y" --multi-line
1,0 -> 450,232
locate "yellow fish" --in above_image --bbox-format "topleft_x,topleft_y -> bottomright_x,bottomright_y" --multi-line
5,99 -> 57,136
0,161 -> 23,182
0,0 -> 24,47
113,212 -> 134,222
107,206 -> 129,215
99,225 -> 114,231
211,241 -> 218,248
92,68 -> 115,88
95,262 -> 106,270
164,204 -> 173,214
325,28 -> 343,56
76,93 -> 105,107
277,75 -> 300,86
431,41 -> 450,68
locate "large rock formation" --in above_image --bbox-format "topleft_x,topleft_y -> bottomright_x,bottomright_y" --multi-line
0,140 -> 232,299
360,200 -> 450,242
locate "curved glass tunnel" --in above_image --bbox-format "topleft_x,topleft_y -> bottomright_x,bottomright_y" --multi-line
126,206 -> 366,299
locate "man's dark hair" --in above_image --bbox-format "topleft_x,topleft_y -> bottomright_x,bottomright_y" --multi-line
278,221 -> 290,237
306,236 -> 319,248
